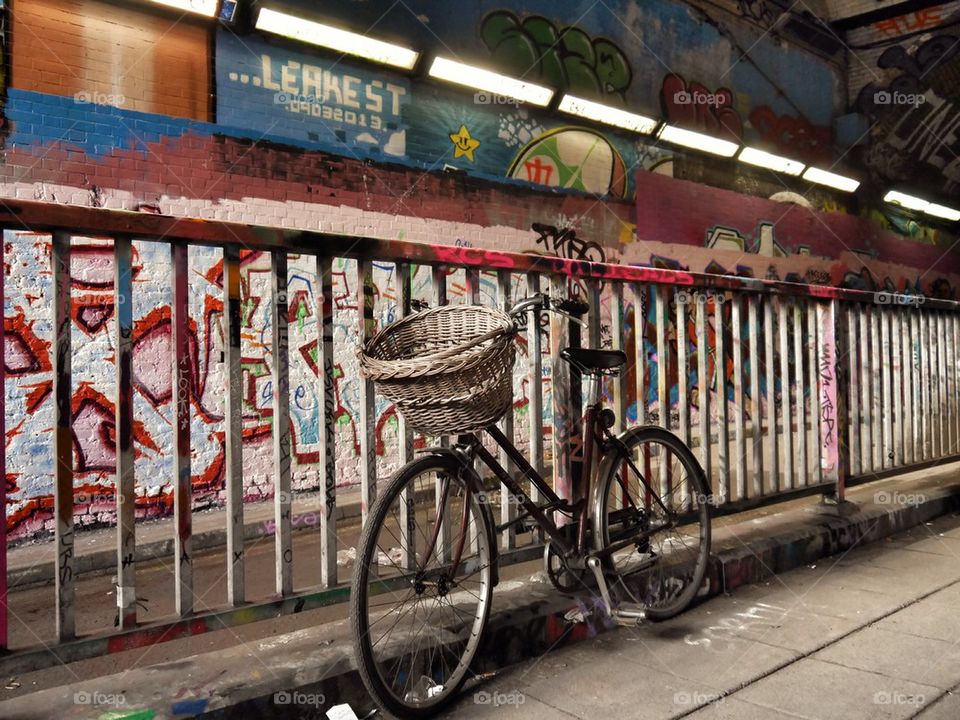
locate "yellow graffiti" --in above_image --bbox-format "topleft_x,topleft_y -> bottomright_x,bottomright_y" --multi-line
449,125 -> 480,162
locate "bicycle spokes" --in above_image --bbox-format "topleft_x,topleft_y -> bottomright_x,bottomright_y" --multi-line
355,463 -> 492,711
600,431 -> 710,617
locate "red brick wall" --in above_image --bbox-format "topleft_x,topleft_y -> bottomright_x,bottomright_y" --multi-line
11,0 -> 210,120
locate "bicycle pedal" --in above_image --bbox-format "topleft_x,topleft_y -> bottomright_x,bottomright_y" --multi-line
611,602 -> 647,627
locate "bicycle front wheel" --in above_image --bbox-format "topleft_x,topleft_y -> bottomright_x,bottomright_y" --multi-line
351,454 -> 494,718
594,426 -> 711,620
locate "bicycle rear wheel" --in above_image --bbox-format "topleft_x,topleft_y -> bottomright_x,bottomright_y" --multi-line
594,426 -> 711,620
351,454 -> 494,718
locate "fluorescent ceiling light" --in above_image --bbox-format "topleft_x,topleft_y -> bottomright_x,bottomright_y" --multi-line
657,124 -> 739,157
883,190 -> 929,212
884,191 -> 960,221
557,94 -> 657,134
737,146 -> 805,176
148,0 -> 218,15
428,57 -> 553,107
801,166 -> 860,193
256,7 -> 420,70
926,203 -> 960,222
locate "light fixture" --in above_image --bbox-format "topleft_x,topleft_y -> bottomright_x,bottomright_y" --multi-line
657,125 -> 739,157
884,191 -> 960,222
926,203 -> 960,222
737,146 -> 805,176
148,0 -> 218,15
428,57 -> 553,107
883,190 -> 929,212
256,7 -> 420,70
557,94 -> 657,134
801,166 -> 860,193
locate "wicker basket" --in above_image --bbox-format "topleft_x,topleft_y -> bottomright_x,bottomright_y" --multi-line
358,305 -> 516,435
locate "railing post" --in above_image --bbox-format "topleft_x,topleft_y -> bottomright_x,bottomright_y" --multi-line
224,244 -> 245,606
171,241 -> 193,616
818,299 -> 850,505
317,256 -> 338,587
496,270 -> 517,550
115,235 -> 137,629
748,294 -> 763,497
358,259 -> 377,524
550,274 -> 576,517
731,293 -> 746,500
526,273 -> 544,518
52,231 -> 75,640
271,250 -> 293,597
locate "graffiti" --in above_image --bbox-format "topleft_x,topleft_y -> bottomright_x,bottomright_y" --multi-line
873,8 -> 945,36
480,11 -> 632,102
530,223 -> 605,263
857,33 -> 960,111
508,127 -> 627,197
449,125 -> 480,162
817,307 -> 838,475
2,237 -> 550,541
854,31 -> 960,192
683,602 -> 793,652
660,74 -> 743,142
216,31 -> 409,156
748,106 -> 833,165
737,0 -> 780,27
706,222 -> 786,257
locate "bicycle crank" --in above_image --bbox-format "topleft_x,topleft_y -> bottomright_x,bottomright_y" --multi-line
585,556 -> 647,627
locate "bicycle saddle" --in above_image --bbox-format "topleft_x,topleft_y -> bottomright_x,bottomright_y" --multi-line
560,347 -> 627,373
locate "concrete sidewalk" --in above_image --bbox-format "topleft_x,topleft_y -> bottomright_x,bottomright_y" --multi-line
3,463 -> 960,719
446,512 -> 960,719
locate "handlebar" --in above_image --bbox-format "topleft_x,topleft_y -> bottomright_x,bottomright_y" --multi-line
508,293 -> 589,321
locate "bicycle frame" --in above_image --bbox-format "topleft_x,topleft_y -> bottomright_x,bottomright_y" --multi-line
470,371 -> 611,560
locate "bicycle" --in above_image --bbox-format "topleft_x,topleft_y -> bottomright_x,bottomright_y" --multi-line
351,293 -> 712,718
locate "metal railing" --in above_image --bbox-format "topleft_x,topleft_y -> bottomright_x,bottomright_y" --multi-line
0,199 -> 957,673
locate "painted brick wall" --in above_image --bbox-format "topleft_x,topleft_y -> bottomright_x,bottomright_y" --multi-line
11,0 -> 210,120
1,88 -> 635,543
1,0 -> 957,544
634,170 -> 960,297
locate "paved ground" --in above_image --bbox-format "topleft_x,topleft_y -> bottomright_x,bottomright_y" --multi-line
4,463 -> 960,718
443,512 -> 960,720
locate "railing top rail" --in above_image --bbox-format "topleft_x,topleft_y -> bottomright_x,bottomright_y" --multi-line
0,199 -> 955,310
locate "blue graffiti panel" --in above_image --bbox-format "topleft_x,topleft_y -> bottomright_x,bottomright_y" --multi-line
216,31 -> 411,157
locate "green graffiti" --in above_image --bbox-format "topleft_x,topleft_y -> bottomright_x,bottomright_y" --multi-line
481,11 -> 632,102
295,296 -> 308,333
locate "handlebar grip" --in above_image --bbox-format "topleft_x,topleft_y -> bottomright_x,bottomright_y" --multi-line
555,298 -> 590,316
